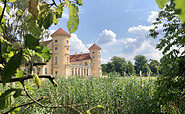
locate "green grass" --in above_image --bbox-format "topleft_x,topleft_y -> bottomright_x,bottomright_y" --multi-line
0,76 -> 158,113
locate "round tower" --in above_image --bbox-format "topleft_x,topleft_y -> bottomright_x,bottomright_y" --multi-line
51,28 -> 71,77
89,44 -> 102,76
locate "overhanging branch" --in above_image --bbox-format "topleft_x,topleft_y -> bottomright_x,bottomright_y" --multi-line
0,75 -> 58,87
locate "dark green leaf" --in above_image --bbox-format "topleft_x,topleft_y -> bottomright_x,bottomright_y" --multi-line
25,34 -> 39,50
43,9 -> 53,29
1,49 -> 23,83
0,89 -> 15,110
75,0 -> 83,5
67,4 -> 79,34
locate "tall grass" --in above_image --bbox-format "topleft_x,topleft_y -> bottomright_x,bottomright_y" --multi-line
15,75 -> 157,114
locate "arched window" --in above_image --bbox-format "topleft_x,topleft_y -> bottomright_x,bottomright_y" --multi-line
67,40 -> 69,43
67,57 -> 69,63
55,56 -> 58,65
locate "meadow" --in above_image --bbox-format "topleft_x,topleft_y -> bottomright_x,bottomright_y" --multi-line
0,75 -> 158,114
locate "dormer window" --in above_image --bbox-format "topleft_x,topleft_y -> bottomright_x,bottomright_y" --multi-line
55,40 -> 58,43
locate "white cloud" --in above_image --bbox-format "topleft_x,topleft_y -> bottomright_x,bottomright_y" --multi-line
96,29 -> 116,45
147,11 -> 159,23
62,7 -> 69,19
69,34 -> 89,54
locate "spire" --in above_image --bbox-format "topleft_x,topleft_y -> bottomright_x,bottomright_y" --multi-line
89,44 -> 101,50
51,28 -> 71,37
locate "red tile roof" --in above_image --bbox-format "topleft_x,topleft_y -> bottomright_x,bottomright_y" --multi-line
70,53 -> 91,62
51,28 -> 70,37
89,44 -> 101,50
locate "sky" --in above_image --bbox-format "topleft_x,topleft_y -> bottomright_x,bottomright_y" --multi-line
48,0 -> 163,64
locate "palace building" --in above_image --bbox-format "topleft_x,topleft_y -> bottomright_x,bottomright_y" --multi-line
35,28 -> 102,77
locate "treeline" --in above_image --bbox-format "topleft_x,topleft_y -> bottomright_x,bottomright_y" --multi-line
102,55 -> 161,76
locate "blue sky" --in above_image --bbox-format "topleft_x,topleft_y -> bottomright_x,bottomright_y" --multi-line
49,0 -> 163,63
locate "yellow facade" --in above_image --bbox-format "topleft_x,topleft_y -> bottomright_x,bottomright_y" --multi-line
34,28 -> 102,77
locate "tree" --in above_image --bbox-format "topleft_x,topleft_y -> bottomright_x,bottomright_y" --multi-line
149,3 -> 185,113
148,59 -> 160,76
126,61 -> 135,75
142,63 -> 151,76
156,0 -> 185,25
110,56 -> 127,76
134,55 -> 147,75
0,0 -> 96,113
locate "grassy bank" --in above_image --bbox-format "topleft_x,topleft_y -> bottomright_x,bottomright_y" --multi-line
1,76 -> 157,113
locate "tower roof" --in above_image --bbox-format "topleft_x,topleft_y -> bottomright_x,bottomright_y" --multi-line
51,28 -> 71,37
89,44 -> 101,50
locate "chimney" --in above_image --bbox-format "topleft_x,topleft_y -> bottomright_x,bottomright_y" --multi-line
81,52 -> 83,54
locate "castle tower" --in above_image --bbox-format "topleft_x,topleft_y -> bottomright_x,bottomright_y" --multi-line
51,28 -> 71,77
89,44 -> 102,76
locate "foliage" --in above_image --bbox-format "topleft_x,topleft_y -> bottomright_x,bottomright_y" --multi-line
150,3 -> 185,113
0,76 -> 157,113
126,60 -> 135,75
149,59 -> 161,76
0,0 -> 83,113
156,0 -> 185,24
134,55 -> 147,75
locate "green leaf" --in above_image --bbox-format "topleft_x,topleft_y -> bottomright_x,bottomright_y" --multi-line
53,13 -> 59,25
35,46 -> 52,62
172,0 -> 185,24
0,89 -> 15,110
27,16 -> 42,37
16,70 -> 24,78
86,110 -> 91,114
25,34 -> 39,50
97,105 -> 105,109
156,0 -> 169,9
6,4 -> 10,14
17,10 -> 22,15
75,0 -> 83,5
33,73 -> 41,88
56,3 -> 65,18
7,0 -> 16,2
11,104 -> 20,114
0,64 -> 4,68
43,9 -> 53,29
1,50 -> 23,83
67,4 -> 79,34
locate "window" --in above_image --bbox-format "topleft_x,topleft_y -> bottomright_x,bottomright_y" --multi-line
55,71 -> 58,76
67,40 -> 69,43
92,52 -> 95,54
55,56 -> 58,65
93,56 -> 95,59
37,68 -> 40,75
45,68 -> 47,74
55,40 -> 58,43
93,63 -> 95,67
55,47 -> 58,50
85,62 -> 88,66
67,57 -> 69,63
67,47 -> 69,51
33,68 -> 35,73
